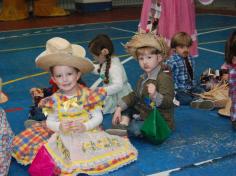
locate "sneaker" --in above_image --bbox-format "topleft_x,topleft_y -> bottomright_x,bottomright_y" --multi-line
190,99 -> 214,110
106,123 -> 128,136
105,128 -> 127,136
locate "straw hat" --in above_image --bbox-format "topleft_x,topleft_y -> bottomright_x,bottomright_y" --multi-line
124,32 -> 169,59
36,37 -> 94,74
218,98 -> 231,117
0,78 -> 8,103
0,92 -> 8,104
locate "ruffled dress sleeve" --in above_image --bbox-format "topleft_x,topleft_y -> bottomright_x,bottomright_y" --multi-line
82,86 -> 107,112
38,95 -> 57,117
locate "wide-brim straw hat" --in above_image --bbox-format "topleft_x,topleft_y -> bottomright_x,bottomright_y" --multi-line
218,98 -> 231,117
35,37 -> 94,74
0,91 -> 8,103
124,32 -> 169,59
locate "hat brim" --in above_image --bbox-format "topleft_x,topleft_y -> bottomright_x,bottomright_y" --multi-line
35,44 -> 86,62
36,53 -> 94,74
0,92 -> 8,104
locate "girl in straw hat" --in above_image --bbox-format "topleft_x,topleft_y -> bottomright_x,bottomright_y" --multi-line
12,37 -> 88,166
224,30 -> 236,129
88,34 -> 133,114
28,52 -> 137,175
110,32 -> 175,137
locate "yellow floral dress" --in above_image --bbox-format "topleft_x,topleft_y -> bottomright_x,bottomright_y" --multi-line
39,85 -> 138,175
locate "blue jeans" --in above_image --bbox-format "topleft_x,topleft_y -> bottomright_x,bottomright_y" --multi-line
121,107 -> 144,137
176,86 -> 204,105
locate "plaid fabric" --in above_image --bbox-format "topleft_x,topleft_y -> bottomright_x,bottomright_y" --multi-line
229,66 -> 236,121
12,123 -> 53,165
39,84 -> 106,115
166,53 -> 196,90
0,108 -> 14,176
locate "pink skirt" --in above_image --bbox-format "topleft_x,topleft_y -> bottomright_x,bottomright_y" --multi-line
158,0 -> 198,57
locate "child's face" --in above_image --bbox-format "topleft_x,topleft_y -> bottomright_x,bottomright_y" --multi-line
175,45 -> 190,58
51,66 -> 81,95
137,50 -> 163,74
232,56 -> 236,64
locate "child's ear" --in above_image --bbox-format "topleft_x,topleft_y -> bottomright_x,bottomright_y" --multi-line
101,48 -> 109,55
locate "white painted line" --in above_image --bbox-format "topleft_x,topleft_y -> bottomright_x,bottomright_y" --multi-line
198,26 -> 236,36
90,56 -> 134,89
198,46 -> 224,55
147,153 -> 232,176
111,27 -> 136,34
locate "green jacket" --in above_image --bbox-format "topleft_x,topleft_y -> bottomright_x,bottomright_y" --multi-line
122,69 -> 175,129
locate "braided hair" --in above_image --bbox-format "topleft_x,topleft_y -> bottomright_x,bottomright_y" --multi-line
88,34 -> 114,84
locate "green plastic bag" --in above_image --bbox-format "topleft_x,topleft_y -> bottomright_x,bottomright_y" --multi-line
141,107 -> 171,144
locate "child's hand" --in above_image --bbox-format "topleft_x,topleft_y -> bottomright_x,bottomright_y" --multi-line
70,119 -> 86,133
147,83 -> 157,100
59,120 -> 71,133
112,107 -> 122,125
30,88 -> 44,97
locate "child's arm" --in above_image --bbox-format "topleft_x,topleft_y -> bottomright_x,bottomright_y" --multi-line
46,113 -> 61,132
103,64 -> 124,95
83,109 -> 103,130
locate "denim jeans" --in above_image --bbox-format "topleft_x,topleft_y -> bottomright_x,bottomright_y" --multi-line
175,85 -> 205,105
121,107 -> 144,137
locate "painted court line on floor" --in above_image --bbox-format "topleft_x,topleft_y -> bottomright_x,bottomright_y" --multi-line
148,152 -> 236,176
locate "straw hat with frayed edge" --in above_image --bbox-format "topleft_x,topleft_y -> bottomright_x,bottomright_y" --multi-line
35,37 -> 94,74
124,32 -> 169,59
218,98 -> 231,117
0,92 -> 8,104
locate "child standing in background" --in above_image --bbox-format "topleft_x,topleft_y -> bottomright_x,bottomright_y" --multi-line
139,0 -> 161,34
89,34 -> 133,114
29,51 -> 137,175
110,33 -> 175,137
139,0 -> 214,57
224,31 -> 236,129
166,32 -> 214,109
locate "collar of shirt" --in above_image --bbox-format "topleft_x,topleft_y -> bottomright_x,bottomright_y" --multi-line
141,65 -> 161,81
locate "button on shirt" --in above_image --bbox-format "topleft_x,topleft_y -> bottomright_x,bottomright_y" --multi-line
165,53 -> 196,90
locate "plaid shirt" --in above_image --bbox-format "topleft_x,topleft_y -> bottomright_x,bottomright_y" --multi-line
165,53 -> 196,90
229,66 -> 236,121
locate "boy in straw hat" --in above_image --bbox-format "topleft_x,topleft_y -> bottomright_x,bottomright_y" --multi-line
109,32 -> 175,137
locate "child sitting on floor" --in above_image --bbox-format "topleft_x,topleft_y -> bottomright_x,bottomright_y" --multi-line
166,32 -> 214,110
28,49 -> 137,175
88,34 -> 133,114
109,33 -> 175,137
